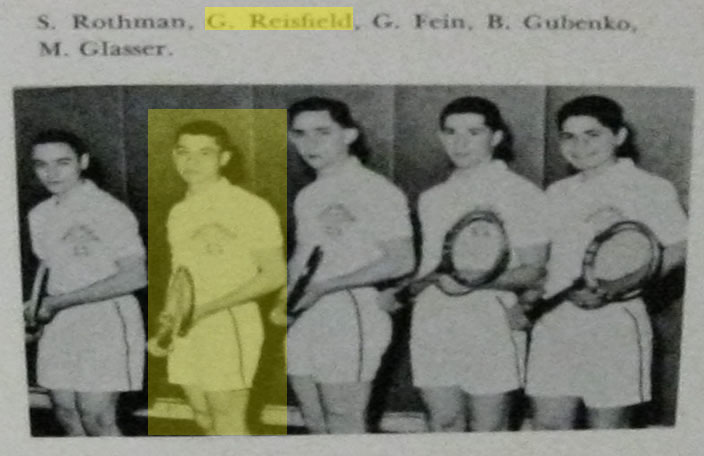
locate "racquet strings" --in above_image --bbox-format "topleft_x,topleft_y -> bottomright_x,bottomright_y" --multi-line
590,229 -> 657,296
450,219 -> 507,277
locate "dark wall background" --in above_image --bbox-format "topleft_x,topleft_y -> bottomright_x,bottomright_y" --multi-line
15,85 -> 692,428
393,86 -> 547,201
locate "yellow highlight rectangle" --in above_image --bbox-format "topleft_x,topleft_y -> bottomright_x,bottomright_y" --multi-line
205,7 -> 353,30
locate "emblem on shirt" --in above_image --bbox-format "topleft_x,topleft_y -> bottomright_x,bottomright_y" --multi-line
62,224 -> 101,257
190,223 -> 237,256
585,206 -> 626,233
318,203 -> 357,239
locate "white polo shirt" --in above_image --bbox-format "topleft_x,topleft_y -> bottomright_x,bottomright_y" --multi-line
168,178 -> 284,305
544,159 -> 687,295
416,160 -> 548,278
29,179 -> 145,294
294,157 -> 412,281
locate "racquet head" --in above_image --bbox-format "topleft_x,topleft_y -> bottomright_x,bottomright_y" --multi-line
150,266 -> 196,357
438,210 -> 510,293
581,220 -> 662,306
174,266 -> 196,337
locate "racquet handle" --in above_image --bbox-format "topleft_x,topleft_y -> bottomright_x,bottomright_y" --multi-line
25,263 -> 48,339
154,325 -> 175,350
525,278 -> 584,322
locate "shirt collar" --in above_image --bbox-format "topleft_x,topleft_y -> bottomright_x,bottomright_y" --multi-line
317,156 -> 362,181
186,178 -> 231,201
52,179 -> 97,208
449,159 -> 507,182
577,158 -> 635,184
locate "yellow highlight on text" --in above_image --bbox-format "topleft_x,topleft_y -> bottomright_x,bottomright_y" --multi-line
205,7 -> 353,31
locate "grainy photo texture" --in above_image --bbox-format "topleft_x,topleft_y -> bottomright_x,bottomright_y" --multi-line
14,85 -> 692,436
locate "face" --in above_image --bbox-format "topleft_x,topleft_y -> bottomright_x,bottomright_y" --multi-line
559,115 -> 626,172
438,113 -> 502,169
288,110 -> 358,172
172,134 -> 230,186
32,142 -> 88,196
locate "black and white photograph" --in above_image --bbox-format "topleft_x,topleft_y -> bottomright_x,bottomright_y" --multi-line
13,84 -> 692,437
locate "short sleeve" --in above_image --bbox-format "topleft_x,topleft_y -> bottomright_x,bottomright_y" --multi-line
416,190 -> 443,277
166,208 -> 183,269
101,202 -> 146,260
28,206 -> 47,261
501,181 -> 550,249
243,198 -> 284,251
293,193 -> 316,249
367,184 -> 413,242
640,180 -> 687,246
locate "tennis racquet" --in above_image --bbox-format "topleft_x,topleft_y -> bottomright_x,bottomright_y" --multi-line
286,246 -> 323,324
147,266 -> 195,358
24,263 -> 48,343
527,220 -> 662,322
434,209 -> 511,296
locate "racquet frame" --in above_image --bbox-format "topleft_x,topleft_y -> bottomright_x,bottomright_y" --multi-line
287,245 -> 323,324
153,266 -> 196,354
436,210 -> 511,295
25,262 -> 48,343
527,220 -> 662,322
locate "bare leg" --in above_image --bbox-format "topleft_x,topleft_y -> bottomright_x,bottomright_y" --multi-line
49,390 -> 86,436
587,405 -> 631,429
206,389 -> 251,435
467,392 -> 513,432
182,386 -> 213,435
530,396 -> 581,431
319,382 -> 373,434
289,375 -> 326,434
76,392 -> 121,436
419,386 -> 466,433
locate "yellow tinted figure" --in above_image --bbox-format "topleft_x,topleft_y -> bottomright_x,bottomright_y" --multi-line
150,120 -> 286,435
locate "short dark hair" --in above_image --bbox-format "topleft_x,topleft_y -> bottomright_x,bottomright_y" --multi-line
439,97 -> 514,162
31,129 -> 87,157
557,95 -> 638,161
287,97 -> 371,162
175,120 -> 232,151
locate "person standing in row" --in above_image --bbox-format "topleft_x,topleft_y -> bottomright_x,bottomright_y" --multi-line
152,120 -> 286,435
526,96 -> 688,429
410,97 -> 549,432
25,130 -> 146,436
285,97 -> 414,434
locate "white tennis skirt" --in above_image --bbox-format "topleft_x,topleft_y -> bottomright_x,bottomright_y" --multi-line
37,295 -> 145,392
287,287 -> 392,384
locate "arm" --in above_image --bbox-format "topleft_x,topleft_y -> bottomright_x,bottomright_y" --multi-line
436,243 -> 549,295
38,255 -> 147,322
565,241 -> 687,310
292,237 -> 414,312
483,243 -> 548,291
193,246 -> 286,322
319,237 -> 414,293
